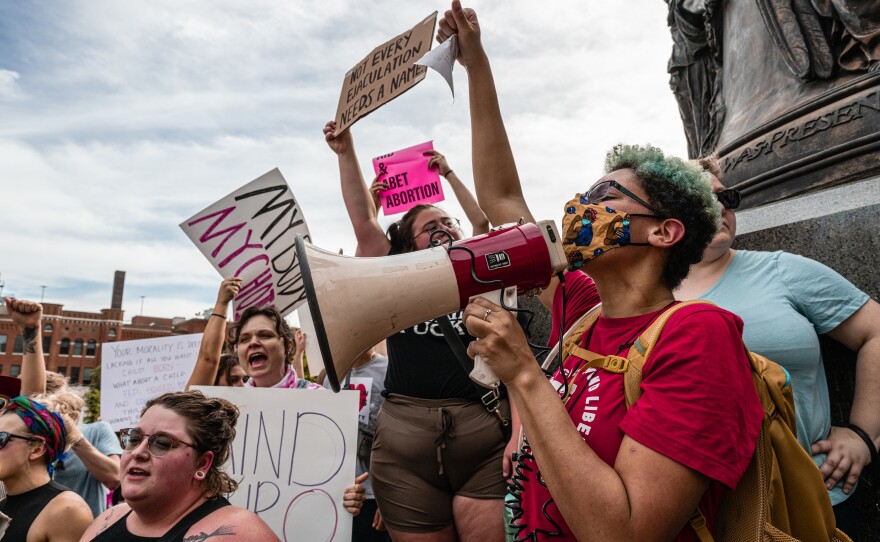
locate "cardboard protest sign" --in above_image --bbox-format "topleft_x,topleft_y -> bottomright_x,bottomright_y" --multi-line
193,386 -> 359,541
374,159 -> 444,215
416,35 -> 458,97
333,12 -> 437,135
181,169 -> 311,319
101,334 -> 202,430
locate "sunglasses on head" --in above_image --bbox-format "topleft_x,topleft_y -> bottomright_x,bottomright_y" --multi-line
0,431 -> 42,450
119,427 -> 196,457
716,188 -> 741,210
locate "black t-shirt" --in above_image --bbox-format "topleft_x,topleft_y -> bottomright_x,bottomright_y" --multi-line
384,310 -> 483,401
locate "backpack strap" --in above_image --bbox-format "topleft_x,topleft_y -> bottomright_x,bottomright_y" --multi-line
688,509 -> 713,542
622,300 -> 716,408
559,304 -> 603,362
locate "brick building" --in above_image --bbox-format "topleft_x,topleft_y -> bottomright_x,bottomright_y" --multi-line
0,271 -> 209,385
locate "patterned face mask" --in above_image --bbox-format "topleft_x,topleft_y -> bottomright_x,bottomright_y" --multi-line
561,192 -> 661,270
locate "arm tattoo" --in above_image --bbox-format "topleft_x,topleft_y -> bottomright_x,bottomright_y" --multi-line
182,526 -> 236,542
23,327 -> 37,354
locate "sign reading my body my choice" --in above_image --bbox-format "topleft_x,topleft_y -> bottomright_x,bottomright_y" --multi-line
180,168 -> 311,319
101,334 -> 202,430
333,12 -> 437,135
372,141 -> 444,215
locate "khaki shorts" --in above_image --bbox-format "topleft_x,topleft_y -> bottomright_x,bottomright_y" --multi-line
370,394 -> 509,533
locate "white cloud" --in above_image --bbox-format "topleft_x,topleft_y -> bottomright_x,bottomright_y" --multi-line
0,70 -> 23,100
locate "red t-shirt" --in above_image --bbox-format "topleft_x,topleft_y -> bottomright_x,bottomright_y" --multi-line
514,296 -> 763,541
547,270 -> 601,346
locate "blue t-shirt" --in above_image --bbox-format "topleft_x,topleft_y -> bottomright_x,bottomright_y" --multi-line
53,421 -> 123,517
697,250 -> 869,505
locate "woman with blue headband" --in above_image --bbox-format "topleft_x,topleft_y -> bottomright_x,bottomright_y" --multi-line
0,395 -> 92,541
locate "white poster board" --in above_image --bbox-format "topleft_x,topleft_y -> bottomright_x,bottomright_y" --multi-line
193,386 -> 359,541
180,168 -> 312,320
101,334 -> 203,430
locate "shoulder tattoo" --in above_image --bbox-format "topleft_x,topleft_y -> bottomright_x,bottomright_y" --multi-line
182,526 -> 236,542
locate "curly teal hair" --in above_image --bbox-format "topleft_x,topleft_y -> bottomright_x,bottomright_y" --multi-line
604,144 -> 720,289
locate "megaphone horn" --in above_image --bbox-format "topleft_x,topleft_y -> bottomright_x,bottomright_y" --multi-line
295,220 -> 567,392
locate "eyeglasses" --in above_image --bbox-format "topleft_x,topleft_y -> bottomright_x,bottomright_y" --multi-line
417,217 -> 461,237
0,431 -> 42,450
584,180 -> 664,217
715,188 -> 741,210
119,428 -> 197,457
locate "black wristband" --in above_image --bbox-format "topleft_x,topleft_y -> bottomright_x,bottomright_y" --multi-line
845,423 -> 878,463
443,170 -> 453,177
211,313 -> 227,319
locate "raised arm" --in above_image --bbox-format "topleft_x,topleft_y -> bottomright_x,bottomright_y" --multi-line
6,298 -> 47,395
324,121 -> 392,257
425,150 -> 490,235
292,329 -> 306,379
186,278 -> 240,389
438,2 -> 535,225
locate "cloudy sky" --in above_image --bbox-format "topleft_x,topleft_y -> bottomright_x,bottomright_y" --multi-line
0,0 -> 687,323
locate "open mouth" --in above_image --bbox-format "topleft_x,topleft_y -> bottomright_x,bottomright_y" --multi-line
248,353 -> 269,370
127,467 -> 149,479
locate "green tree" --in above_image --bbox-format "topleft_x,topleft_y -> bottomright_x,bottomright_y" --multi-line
84,365 -> 101,423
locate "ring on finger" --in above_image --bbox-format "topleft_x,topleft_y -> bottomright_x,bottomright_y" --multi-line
483,309 -> 492,321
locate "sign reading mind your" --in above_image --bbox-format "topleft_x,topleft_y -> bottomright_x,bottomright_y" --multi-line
333,12 -> 438,135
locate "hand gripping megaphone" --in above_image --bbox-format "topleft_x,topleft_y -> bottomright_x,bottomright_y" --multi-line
295,220 -> 567,392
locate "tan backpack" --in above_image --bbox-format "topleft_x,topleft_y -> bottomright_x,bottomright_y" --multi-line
557,300 -> 851,542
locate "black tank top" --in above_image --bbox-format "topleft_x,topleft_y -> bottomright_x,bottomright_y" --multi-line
0,480 -> 71,541
384,312 -> 482,401
92,497 -> 231,541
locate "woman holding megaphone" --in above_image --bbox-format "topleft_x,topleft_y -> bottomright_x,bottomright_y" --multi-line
324,120 -> 511,542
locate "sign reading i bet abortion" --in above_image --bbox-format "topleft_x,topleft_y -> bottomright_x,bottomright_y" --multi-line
101,334 -> 203,431
180,169 -> 311,319
372,141 -> 444,215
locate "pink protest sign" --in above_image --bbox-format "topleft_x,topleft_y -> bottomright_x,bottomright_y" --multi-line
372,141 -> 444,215
375,159 -> 444,215
372,140 -> 434,173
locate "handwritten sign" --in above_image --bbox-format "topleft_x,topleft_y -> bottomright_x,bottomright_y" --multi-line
192,386 -> 359,542
372,141 -> 444,215
416,35 -> 457,97
376,159 -> 444,215
101,334 -> 202,430
333,13 -> 437,135
180,169 -> 311,319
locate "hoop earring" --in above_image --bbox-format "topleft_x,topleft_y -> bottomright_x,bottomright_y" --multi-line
195,471 -> 206,480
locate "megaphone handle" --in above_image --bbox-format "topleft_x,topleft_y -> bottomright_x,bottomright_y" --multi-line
470,353 -> 501,388
468,287 -> 517,388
